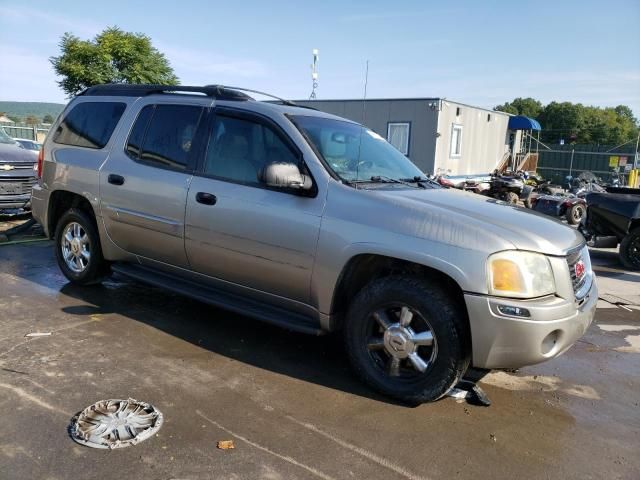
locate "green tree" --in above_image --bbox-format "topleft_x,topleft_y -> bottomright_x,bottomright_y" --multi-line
43,114 -> 55,124
537,102 -> 583,144
494,97 -> 543,118
50,27 -> 179,97
496,97 -> 639,145
25,115 -> 40,125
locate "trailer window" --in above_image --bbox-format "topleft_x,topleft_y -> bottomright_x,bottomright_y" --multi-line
450,124 -> 463,157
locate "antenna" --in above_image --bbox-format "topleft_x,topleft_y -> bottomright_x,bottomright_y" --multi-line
309,49 -> 319,99
361,60 -> 369,124
355,60 -> 369,184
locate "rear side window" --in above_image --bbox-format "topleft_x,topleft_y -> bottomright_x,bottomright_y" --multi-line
127,104 -> 203,171
53,102 -> 126,149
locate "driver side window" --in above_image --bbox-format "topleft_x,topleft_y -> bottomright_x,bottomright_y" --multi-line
204,114 -> 298,185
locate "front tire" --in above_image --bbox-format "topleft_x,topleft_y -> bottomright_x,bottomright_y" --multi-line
619,228 -> 640,271
343,276 -> 470,404
565,204 -> 585,225
54,208 -> 108,285
503,192 -> 519,204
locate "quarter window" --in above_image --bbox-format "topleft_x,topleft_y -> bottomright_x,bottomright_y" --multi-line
125,106 -> 153,159
134,105 -> 204,171
53,102 -> 126,149
204,114 -> 298,185
450,124 -> 463,157
387,122 -> 410,155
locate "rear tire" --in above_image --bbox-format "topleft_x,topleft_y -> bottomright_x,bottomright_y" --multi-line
54,208 -> 109,285
343,276 -> 470,404
619,228 -> 640,271
565,204 -> 586,225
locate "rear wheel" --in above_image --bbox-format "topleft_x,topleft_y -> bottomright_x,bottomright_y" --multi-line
619,228 -> 640,271
565,204 -> 586,225
54,208 -> 109,284
343,276 -> 470,404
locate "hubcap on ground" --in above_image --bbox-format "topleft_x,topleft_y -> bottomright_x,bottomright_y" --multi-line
61,222 -> 90,273
367,305 -> 437,378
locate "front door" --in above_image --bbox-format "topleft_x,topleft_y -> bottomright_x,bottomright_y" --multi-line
185,108 -> 324,305
100,100 -> 208,267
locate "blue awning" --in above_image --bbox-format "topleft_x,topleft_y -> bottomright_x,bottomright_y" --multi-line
508,115 -> 542,131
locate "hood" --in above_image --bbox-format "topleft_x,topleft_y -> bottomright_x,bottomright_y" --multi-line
374,187 -> 584,256
0,142 -> 37,164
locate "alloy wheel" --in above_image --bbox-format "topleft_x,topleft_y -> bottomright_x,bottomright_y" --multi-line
61,222 -> 91,273
366,304 -> 438,379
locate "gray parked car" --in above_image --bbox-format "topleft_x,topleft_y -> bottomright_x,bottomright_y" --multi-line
32,84 -> 597,404
1,128 -> 38,210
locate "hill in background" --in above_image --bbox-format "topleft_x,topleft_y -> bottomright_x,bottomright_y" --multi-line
0,101 -> 65,122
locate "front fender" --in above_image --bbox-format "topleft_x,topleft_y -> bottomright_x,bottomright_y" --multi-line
310,221 -> 490,316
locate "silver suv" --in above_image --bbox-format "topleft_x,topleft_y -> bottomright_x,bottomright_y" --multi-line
32,84 -> 597,404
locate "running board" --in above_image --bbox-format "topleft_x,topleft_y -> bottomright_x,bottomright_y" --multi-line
111,263 -> 324,336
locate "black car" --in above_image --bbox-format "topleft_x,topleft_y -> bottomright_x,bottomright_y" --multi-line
580,190 -> 640,270
0,129 -> 38,211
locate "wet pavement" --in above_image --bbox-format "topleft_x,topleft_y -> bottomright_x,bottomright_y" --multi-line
0,241 -> 638,480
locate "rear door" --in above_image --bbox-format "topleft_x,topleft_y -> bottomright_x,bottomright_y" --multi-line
100,98 -> 210,268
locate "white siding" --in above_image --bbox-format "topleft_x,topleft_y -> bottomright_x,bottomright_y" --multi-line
435,102 -> 510,175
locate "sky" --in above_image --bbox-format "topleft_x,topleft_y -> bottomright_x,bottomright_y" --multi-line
1,0 -> 639,115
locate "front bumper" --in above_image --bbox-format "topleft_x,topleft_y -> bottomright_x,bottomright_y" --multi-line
0,193 -> 31,210
465,279 -> 598,369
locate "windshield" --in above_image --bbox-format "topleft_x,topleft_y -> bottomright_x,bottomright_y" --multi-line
0,128 -> 17,145
291,115 -> 425,183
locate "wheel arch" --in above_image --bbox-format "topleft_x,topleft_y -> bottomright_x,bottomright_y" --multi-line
330,253 -> 470,333
47,190 -> 98,239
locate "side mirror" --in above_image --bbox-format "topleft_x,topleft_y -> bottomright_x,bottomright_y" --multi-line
260,162 -> 313,190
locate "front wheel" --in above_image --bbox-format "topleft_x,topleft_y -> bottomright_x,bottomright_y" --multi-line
619,228 -> 640,271
343,276 -> 470,404
54,208 -> 109,285
565,204 -> 586,225
503,192 -> 519,204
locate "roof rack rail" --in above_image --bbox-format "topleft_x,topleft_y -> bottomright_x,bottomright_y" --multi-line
205,85 -> 317,109
205,85 -> 299,106
80,84 -> 253,101
79,83 -> 318,110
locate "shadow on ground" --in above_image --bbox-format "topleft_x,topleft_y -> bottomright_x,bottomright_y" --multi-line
58,277 -> 408,406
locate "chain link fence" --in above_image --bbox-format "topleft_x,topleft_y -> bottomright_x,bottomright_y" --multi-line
1,124 -> 51,142
534,143 -> 639,187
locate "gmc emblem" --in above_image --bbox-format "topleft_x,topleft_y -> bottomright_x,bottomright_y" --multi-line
575,261 -> 586,279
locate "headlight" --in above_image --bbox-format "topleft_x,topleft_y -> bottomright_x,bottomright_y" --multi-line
488,251 -> 555,298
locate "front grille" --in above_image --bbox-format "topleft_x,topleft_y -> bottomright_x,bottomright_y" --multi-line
0,176 -> 36,195
0,163 -> 34,171
566,246 -> 588,296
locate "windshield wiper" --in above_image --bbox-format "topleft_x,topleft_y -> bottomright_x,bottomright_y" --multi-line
346,176 -> 424,189
399,176 -> 441,188
373,175 -> 426,188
